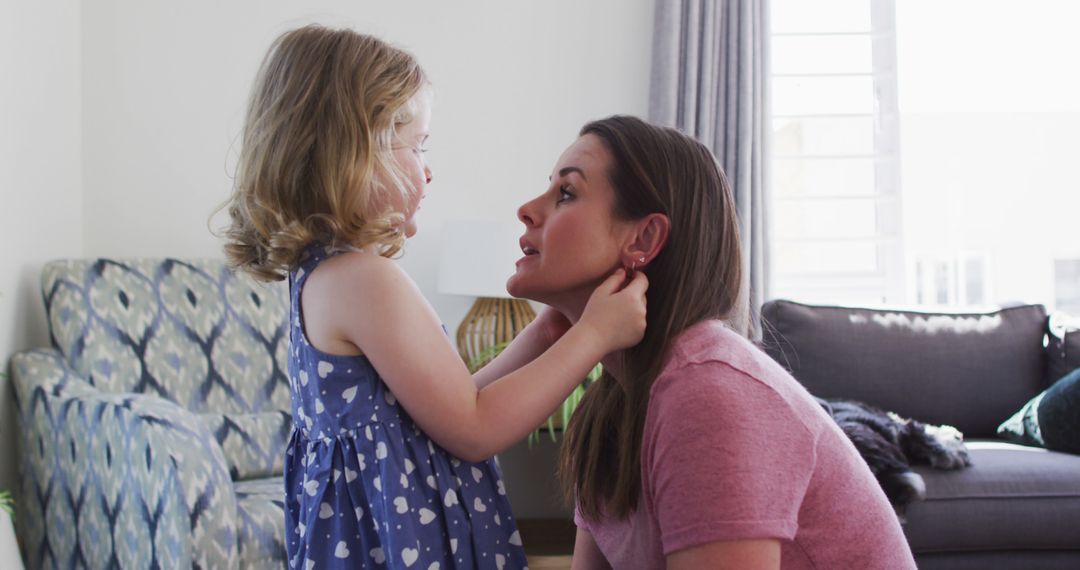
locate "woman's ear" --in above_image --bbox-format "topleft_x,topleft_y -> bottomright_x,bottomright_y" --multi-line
623,213 -> 670,267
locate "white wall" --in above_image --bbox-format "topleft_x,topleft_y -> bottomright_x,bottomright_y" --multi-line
0,0 -> 84,509
75,0 -> 654,519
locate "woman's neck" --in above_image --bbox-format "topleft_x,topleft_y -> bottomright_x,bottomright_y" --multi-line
546,292 -> 626,381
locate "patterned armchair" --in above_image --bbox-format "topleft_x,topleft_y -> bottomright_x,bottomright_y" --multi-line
10,259 -> 292,569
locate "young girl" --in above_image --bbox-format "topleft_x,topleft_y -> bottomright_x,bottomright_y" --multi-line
508,116 -> 916,569
222,26 -> 648,569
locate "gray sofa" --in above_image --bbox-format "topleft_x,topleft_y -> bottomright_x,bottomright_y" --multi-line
761,300 -> 1080,570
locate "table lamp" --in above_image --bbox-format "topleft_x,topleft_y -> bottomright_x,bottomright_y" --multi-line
438,220 -> 537,369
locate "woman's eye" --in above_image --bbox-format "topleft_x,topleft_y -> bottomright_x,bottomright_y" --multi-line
557,185 -> 574,204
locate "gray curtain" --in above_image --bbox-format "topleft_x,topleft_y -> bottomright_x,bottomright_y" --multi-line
649,0 -> 770,340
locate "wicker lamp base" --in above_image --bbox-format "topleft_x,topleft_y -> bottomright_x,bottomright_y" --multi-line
457,297 -> 537,370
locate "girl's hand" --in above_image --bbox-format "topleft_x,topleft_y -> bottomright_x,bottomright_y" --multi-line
534,306 -> 573,346
578,268 -> 649,353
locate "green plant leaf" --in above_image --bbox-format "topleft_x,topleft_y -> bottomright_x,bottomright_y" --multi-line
0,489 -> 14,521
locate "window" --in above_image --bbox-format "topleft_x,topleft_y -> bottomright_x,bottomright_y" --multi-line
769,0 -> 902,305
770,0 -> 1080,313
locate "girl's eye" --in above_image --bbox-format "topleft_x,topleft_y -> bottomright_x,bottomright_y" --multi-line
557,185 -> 574,204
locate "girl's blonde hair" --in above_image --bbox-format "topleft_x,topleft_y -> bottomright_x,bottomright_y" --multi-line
221,25 -> 428,281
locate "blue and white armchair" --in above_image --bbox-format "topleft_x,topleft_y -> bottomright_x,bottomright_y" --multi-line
11,259 -> 292,568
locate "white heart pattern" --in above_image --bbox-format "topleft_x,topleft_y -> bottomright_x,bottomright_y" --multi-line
428,563 -> 440,570
495,513 -> 501,526
305,558 -> 314,570
496,554 -> 506,570
332,469 -> 341,483
394,496 -> 409,514
314,399 -> 324,414
497,480 -> 506,496
386,391 -> 397,406
376,441 -> 388,459
426,475 -> 437,489
370,547 -> 385,564
319,502 -> 334,519
345,467 -> 358,482
334,540 -> 349,559
400,473 -> 410,489
355,506 -> 364,521
401,547 -> 419,567
473,497 -> 487,513
509,530 -> 522,546
318,361 -> 334,378
299,370 -> 309,386
373,476 -> 381,492
304,480 -> 319,496
444,489 -> 459,507
405,458 -> 416,474
418,508 -> 436,524
450,538 -> 458,554
342,386 -> 358,403
471,466 -> 483,483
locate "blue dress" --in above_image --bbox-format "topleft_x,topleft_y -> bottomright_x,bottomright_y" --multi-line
284,244 -> 529,569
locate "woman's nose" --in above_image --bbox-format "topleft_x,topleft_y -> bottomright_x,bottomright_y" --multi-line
517,196 -> 540,227
424,165 -> 433,185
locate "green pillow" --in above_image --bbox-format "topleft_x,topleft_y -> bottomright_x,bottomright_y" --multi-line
998,367 -> 1080,454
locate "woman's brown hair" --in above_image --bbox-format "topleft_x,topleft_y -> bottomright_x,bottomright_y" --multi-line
559,116 -> 745,520
220,25 -> 428,281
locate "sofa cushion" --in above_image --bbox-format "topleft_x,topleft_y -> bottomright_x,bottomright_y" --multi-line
760,300 -> 1048,438
903,441 -> 1080,553
234,477 -> 287,568
199,410 -> 293,480
43,258 -> 291,416
998,367 -> 1080,454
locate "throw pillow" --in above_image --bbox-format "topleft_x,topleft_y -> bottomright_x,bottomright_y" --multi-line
998,367 -> 1080,454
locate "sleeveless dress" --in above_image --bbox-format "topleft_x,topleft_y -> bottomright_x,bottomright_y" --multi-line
284,244 -> 529,569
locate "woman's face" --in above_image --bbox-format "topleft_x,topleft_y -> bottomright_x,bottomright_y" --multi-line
506,134 -> 636,307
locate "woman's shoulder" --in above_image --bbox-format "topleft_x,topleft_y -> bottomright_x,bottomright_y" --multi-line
656,320 -> 778,388
649,320 -> 824,432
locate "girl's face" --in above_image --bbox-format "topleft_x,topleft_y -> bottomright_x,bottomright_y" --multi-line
388,93 -> 432,238
506,134 -> 637,307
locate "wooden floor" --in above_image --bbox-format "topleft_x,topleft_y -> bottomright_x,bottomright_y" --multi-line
526,555 -> 572,569
519,518 -> 575,569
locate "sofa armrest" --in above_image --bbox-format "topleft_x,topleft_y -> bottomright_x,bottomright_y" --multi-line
11,348 -> 239,569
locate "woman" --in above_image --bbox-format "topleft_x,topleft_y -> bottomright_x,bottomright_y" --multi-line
506,116 -> 916,569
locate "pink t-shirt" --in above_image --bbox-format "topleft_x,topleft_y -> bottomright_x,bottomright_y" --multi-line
574,321 -> 916,569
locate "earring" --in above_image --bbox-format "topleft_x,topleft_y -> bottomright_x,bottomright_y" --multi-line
639,256 -> 646,263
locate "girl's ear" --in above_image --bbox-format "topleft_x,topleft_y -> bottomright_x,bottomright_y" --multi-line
622,213 -> 670,267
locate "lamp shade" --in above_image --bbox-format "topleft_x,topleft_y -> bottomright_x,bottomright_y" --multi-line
437,220 -> 524,298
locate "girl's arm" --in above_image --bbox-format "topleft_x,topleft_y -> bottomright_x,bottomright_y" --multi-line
570,527 -> 612,570
666,539 -> 780,570
471,307 -> 571,389
307,253 -> 645,462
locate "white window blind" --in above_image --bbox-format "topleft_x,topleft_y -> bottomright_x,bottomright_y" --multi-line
769,0 -> 903,305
